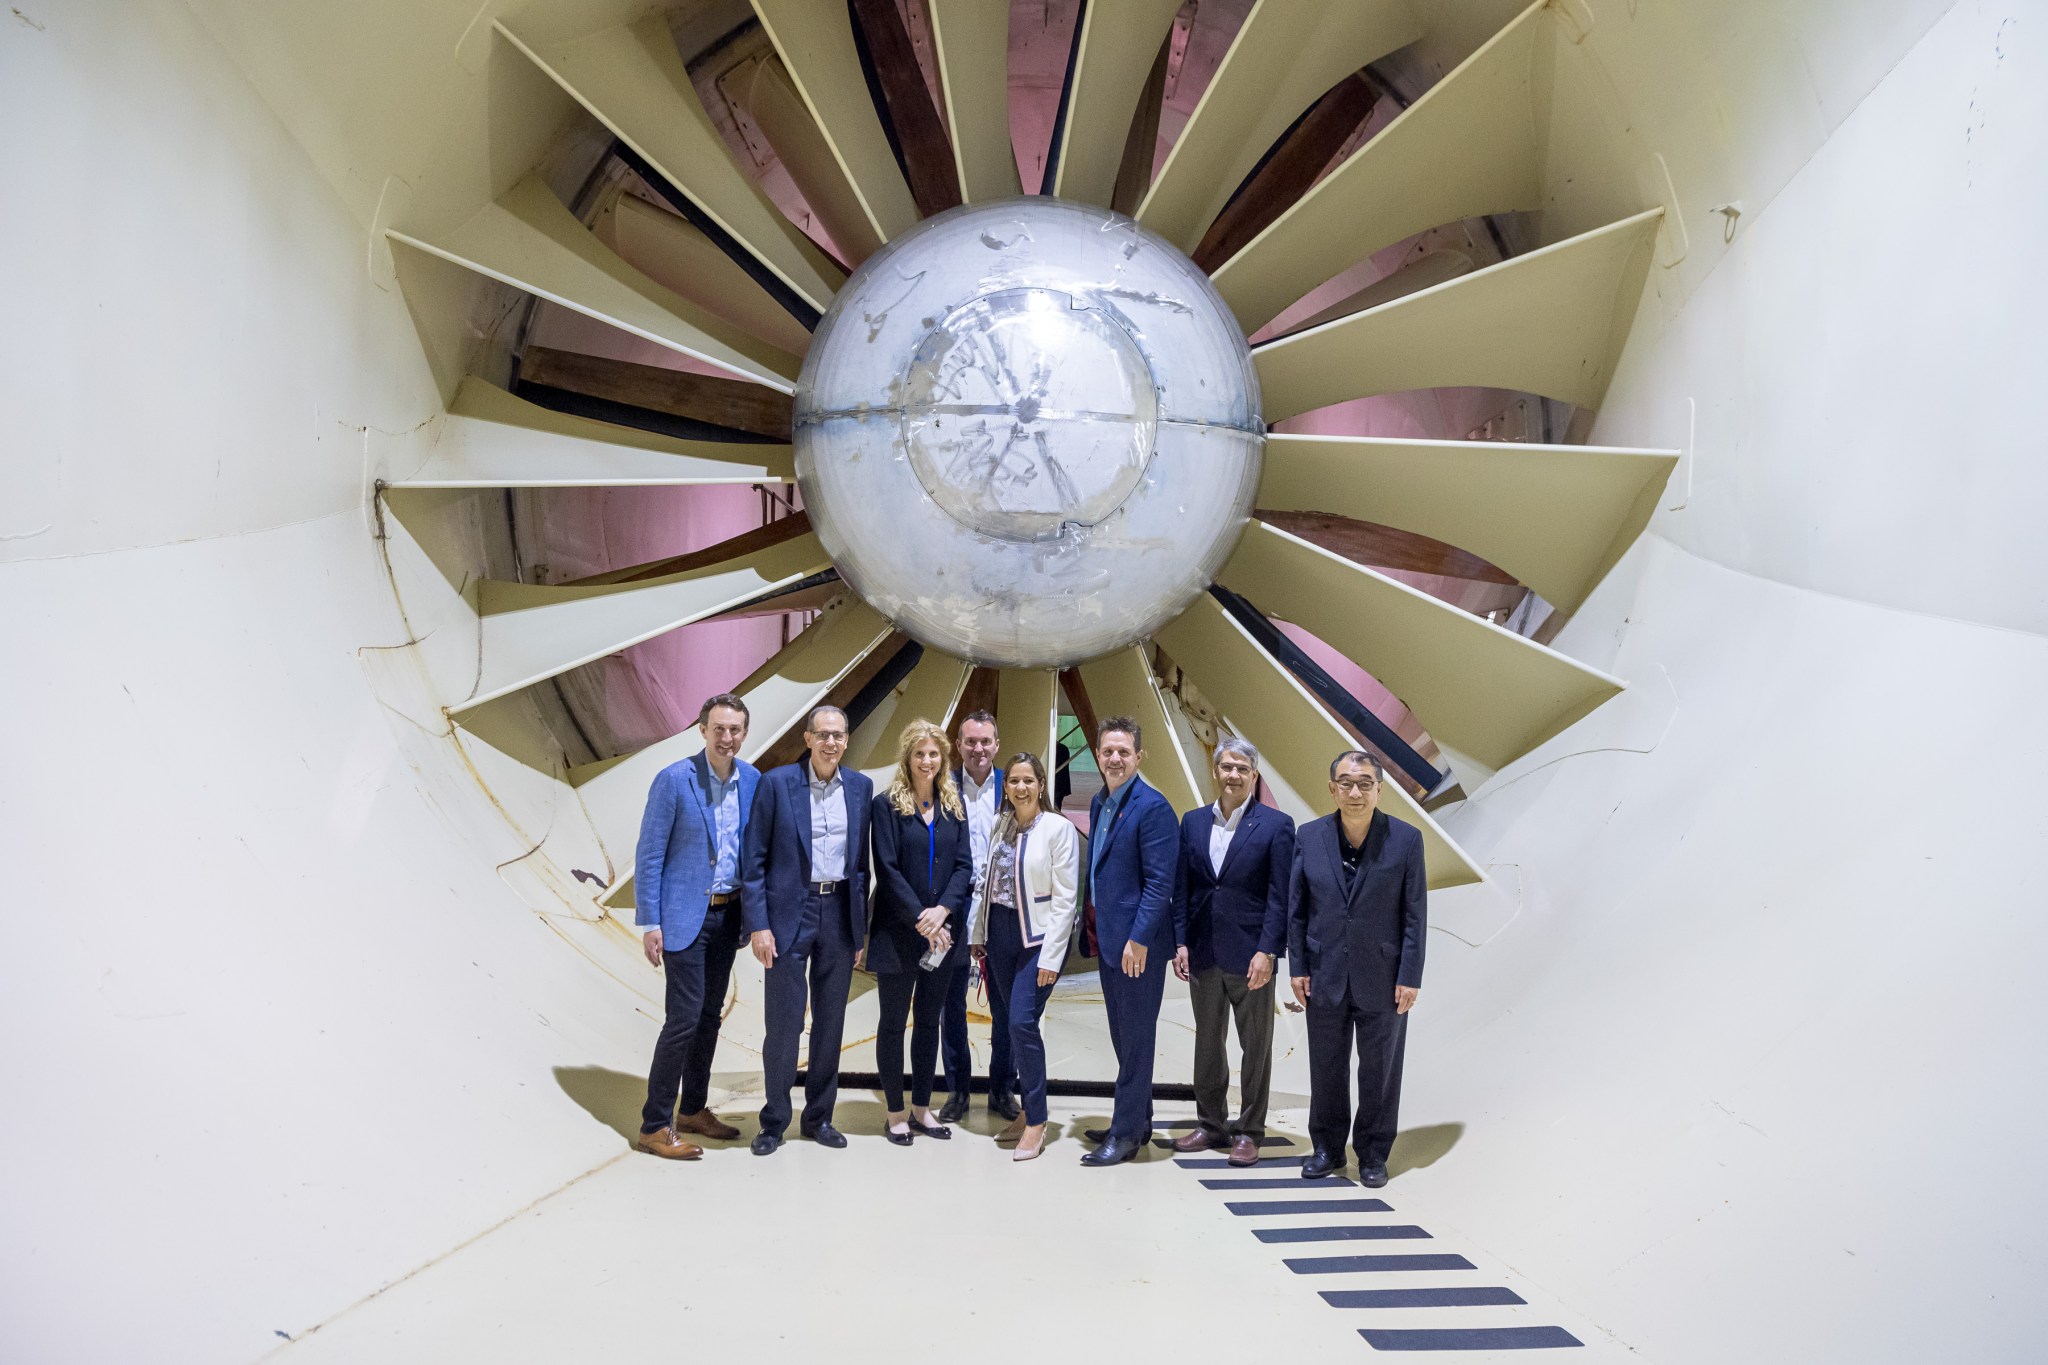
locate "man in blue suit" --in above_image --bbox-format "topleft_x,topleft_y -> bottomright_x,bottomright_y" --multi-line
742,704 -> 874,1155
1288,750 -> 1427,1187
1170,736 -> 1296,1168
633,694 -> 760,1160
1079,716 -> 1181,1167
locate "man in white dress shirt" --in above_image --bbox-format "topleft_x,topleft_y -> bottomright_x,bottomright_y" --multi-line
938,711 -> 1020,1123
1169,736 -> 1297,1167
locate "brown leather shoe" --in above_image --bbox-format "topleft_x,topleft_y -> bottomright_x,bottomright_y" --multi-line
1227,1134 -> 1261,1167
635,1127 -> 703,1161
672,1109 -> 741,1141
1172,1128 -> 1222,1153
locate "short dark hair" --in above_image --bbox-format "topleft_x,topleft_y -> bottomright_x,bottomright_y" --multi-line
806,704 -> 849,732
697,693 -> 750,728
1096,716 -> 1142,749
1329,749 -> 1385,781
958,709 -> 997,733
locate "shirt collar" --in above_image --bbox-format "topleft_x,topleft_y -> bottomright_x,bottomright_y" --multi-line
806,758 -> 842,792
1212,798 -> 1249,832
961,767 -> 995,799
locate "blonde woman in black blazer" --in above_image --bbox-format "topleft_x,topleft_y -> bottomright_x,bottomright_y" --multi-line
868,719 -> 975,1144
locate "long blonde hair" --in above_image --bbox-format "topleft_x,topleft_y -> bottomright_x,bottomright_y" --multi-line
887,718 -> 965,819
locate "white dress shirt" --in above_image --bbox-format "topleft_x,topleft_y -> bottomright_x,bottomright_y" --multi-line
807,759 -> 848,881
1209,798 -> 1249,876
960,767 -> 1000,889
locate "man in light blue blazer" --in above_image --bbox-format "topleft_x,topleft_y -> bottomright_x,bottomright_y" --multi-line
1079,716 -> 1181,1168
742,705 -> 874,1154
633,694 -> 760,1160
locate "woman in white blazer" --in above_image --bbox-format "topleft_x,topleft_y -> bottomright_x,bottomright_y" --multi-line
968,751 -> 1081,1161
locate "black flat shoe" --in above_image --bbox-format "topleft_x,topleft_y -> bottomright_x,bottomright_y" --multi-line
908,1118 -> 952,1139
802,1122 -> 848,1149
751,1131 -> 783,1157
937,1093 -> 969,1124
1300,1149 -> 1342,1180
883,1127 -> 914,1146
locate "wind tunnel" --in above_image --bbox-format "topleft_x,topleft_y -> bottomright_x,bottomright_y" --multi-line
4,0 -> 2045,1360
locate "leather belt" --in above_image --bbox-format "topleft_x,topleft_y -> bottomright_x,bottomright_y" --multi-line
707,892 -> 739,906
811,879 -> 844,895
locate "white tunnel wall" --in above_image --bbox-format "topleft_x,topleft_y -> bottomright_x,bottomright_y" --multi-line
3,2 -> 2045,1363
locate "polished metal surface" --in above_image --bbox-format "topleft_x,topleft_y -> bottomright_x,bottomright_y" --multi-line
794,197 -> 1263,668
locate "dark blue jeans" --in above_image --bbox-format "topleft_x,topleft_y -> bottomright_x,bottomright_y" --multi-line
639,902 -> 741,1133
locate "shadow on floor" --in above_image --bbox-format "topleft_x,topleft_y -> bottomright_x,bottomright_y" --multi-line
554,1065 -> 646,1143
1389,1121 -> 1465,1176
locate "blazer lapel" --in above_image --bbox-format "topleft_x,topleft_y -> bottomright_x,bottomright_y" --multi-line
687,752 -> 717,858
1098,773 -> 1148,858
793,765 -> 814,872
1213,801 -> 1259,884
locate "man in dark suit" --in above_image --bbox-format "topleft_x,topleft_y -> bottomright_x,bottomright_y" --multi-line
1079,716 -> 1180,1168
1288,750 -> 1426,1187
632,693 -> 759,1160
1170,736 -> 1296,1168
741,705 -> 874,1155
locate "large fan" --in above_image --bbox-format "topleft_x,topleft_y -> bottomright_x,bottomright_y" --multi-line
381,0 -> 1676,909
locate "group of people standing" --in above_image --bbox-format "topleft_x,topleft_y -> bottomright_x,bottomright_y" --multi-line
631,690 -> 1427,1184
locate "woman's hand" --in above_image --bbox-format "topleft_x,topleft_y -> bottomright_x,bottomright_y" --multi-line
930,929 -> 953,956
970,944 -> 986,963
1037,967 -> 1058,988
916,906 -> 948,937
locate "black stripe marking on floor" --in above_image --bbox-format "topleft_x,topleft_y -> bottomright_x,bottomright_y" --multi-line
1201,1176 -> 1355,1190
1226,1198 -> 1392,1216
1283,1252 -> 1476,1275
1359,1325 -> 1582,1350
1254,1224 -> 1430,1243
1174,1155 -> 1308,1169
1154,1134 -> 1294,1150
1323,1287 -> 1526,1309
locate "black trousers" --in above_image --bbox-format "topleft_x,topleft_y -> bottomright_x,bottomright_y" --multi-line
942,951 -> 1015,1097
875,960 -> 955,1111
1305,990 -> 1408,1167
639,902 -> 742,1134
758,889 -> 856,1137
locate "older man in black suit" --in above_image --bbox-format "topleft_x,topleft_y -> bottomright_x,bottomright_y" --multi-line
1170,736 -> 1296,1167
1288,750 -> 1426,1186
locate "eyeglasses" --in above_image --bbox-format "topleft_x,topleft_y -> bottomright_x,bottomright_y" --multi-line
809,731 -> 848,745
1333,778 -> 1378,793
1216,762 -> 1254,776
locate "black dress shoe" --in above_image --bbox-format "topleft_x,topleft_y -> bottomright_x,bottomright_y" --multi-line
1083,1128 -> 1110,1145
802,1122 -> 848,1149
1079,1137 -> 1139,1167
937,1093 -> 969,1124
1301,1149 -> 1343,1179
987,1091 -> 1021,1122
751,1131 -> 783,1157
1359,1163 -> 1389,1188
883,1126 -> 914,1147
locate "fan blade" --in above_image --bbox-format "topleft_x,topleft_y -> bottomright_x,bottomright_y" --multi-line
1048,0 -> 1183,207
496,16 -> 840,318
928,0 -> 1023,203
572,596 -> 895,875
597,196 -> 815,357
749,0 -> 920,246
996,669 -> 1061,775
847,650 -> 973,779
1209,0 -> 1551,332
387,176 -> 801,391
1135,0 -> 1420,254
1156,594 -> 1483,889
1258,434 -> 1677,614
1253,208 -> 1663,422
1221,521 -> 1623,772
1074,647 -> 1204,815
388,377 -> 793,488
454,530 -> 833,712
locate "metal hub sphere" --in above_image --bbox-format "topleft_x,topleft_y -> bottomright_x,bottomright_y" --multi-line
794,197 -> 1263,669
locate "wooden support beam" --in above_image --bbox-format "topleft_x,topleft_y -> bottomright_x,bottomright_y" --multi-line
1058,667 -> 1100,750
1110,33 -> 1171,216
1191,72 -> 1380,273
850,0 -> 962,218
569,510 -> 813,587
1252,509 -> 1518,586
755,632 -> 914,771
520,346 -> 793,441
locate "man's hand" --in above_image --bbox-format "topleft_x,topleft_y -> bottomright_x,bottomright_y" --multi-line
1290,975 -> 1311,1009
641,928 -> 663,968
1394,985 -> 1419,1015
750,929 -> 777,968
1121,940 -> 1148,977
916,907 -> 949,937
1247,952 -> 1275,991
1172,945 -> 1191,982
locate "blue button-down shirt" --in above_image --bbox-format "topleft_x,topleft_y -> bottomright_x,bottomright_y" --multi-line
699,753 -> 742,894
1093,776 -> 1132,881
807,759 -> 848,881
